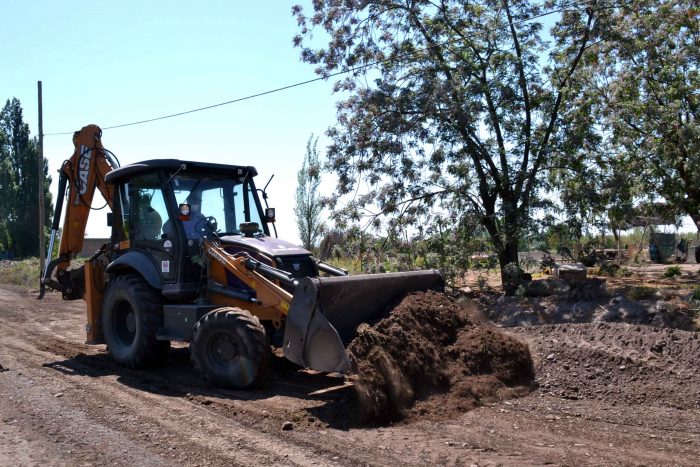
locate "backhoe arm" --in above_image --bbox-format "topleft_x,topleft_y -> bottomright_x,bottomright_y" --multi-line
39,124 -> 119,299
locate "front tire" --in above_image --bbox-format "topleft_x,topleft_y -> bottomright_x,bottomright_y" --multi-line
101,274 -> 168,368
190,307 -> 269,388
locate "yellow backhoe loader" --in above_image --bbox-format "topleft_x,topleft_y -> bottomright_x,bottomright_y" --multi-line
39,124 -> 443,388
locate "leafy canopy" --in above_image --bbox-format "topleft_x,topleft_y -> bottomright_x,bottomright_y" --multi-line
601,0 -> 700,228
293,0 -> 600,273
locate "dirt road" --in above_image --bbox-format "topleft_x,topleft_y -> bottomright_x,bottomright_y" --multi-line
1,284 -> 698,466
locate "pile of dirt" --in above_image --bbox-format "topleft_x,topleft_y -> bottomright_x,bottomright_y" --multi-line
511,322 -> 700,409
484,292 -> 698,330
346,291 -> 535,422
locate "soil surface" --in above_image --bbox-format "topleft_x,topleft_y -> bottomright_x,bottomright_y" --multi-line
1,281 -> 699,466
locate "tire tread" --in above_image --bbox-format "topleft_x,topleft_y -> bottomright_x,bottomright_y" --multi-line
102,274 -> 168,368
191,307 -> 269,388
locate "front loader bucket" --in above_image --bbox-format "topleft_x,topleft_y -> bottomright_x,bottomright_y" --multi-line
283,269 -> 444,373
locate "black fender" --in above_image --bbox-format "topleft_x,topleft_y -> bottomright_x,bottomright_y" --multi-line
105,251 -> 162,290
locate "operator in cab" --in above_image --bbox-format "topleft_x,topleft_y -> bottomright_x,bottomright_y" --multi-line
178,194 -> 207,238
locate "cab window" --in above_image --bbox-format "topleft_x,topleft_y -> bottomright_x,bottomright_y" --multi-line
130,174 -> 169,241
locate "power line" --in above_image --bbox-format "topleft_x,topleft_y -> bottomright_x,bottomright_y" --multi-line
44,75 -> 335,136
44,0 -> 623,136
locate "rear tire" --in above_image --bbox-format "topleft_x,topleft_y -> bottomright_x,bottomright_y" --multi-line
190,307 -> 269,388
101,274 -> 169,368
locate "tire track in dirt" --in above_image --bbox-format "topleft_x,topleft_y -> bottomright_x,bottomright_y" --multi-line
2,338 -> 346,465
1,326 -> 373,466
17,336 -> 479,466
0,287 -> 549,466
3,284 -> 700,466
0,345 -> 172,466
0,288 -> 416,466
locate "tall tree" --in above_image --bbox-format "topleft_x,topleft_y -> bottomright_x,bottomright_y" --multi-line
0,98 -> 53,257
0,124 -> 16,251
599,0 -> 699,229
293,0 -> 600,283
294,135 -> 325,249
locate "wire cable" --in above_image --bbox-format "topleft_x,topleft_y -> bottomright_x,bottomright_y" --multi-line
44,0 -> 627,136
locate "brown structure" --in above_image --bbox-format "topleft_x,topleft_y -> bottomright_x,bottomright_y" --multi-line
80,238 -> 109,258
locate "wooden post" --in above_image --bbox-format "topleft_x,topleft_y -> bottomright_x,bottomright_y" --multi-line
38,81 -> 45,274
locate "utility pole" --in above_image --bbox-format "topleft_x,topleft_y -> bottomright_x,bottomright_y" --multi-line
38,81 -> 45,275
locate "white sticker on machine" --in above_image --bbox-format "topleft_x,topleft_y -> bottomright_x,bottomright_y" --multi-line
162,260 -> 170,273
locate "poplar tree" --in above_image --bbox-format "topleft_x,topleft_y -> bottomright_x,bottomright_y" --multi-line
0,98 -> 53,257
294,135 -> 325,250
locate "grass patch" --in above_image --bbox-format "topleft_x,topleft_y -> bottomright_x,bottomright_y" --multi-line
326,257 -> 363,275
596,263 -> 633,278
0,256 -> 88,290
0,258 -> 41,289
663,265 -> 682,278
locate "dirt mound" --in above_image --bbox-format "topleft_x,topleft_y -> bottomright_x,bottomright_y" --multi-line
485,292 -> 698,330
512,322 -> 700,409
347,291 -> 535,422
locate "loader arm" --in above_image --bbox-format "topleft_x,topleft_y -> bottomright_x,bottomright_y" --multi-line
203,238 -> 444,374
204,238 -> 293,320
39,124 -> 119,299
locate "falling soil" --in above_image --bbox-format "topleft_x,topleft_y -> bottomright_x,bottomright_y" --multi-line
346,291 -> 535,422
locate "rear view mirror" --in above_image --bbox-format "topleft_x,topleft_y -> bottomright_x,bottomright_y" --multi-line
265,207 -> 276,223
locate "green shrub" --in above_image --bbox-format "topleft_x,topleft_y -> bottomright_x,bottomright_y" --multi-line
597,263 -> 621,277
327,257 -> 362,275
627,286 -> 657,300
476,274 -> 489,292
663,266 -> 682,278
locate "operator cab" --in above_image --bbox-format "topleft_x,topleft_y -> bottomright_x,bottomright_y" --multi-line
105,159 -> 317,301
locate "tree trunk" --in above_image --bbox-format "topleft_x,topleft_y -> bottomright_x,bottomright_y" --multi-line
482,208 -> 524,295
499,233 -> 525,295
498,236 -> 520,272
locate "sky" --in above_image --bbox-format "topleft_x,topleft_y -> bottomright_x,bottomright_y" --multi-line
1,0 -> 336,243
2,0 -> 695,247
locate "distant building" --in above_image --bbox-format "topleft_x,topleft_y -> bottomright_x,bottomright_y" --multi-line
80,238 -> 110,258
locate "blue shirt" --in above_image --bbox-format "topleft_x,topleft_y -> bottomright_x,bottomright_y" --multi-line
182,213 -> 206,238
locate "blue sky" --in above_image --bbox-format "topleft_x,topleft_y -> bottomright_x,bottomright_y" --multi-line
1,0 -> 335,242
3,0 -> 694,245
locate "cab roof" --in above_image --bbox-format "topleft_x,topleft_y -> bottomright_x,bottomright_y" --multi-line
105,159 -> 258,185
